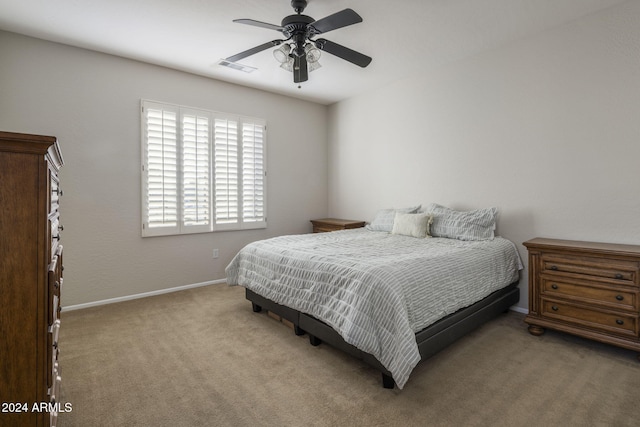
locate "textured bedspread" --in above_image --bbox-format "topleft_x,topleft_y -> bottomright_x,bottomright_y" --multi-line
226,229 -> 522,388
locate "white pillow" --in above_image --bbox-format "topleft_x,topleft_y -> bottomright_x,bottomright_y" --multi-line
391,212 -> 433,238
366,205 -> 420,232
423,203 -> 497,240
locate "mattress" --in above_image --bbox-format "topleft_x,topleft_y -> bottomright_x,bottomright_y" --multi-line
226,228 -> 522,388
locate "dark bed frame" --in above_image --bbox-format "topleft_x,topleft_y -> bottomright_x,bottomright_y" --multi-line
246,279 -> 520,389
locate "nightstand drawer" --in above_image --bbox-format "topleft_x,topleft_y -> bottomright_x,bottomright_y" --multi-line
310,218 -> 365,233
541,278 -> 638,311
541,299 -> 638,337
541,254 -> 638,285
313,224 -> 343,233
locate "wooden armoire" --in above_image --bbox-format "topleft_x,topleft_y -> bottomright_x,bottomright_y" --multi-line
0,131 -> 64,427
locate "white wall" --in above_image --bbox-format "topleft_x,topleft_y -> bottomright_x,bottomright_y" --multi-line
327,1 -> 640,312
2,1 -> 639,312
0,31 -> 328,306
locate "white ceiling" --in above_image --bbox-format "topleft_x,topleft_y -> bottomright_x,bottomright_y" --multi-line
0,0 -> 628,105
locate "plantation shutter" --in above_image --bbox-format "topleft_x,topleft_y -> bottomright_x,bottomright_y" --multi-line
182,110 -> 210,232
143,102 -> 179,236
213,118 -> 239,228
242,122 -> 266,227
142,100 -> 266,236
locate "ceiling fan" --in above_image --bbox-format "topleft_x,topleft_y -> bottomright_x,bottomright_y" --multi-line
223,0 -> 372,84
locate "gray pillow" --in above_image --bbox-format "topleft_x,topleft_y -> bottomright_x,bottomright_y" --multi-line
366,205 -> 420,232
423,203 -> 497,240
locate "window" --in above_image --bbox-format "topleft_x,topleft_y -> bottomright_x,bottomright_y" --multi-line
141,100 -> 266,236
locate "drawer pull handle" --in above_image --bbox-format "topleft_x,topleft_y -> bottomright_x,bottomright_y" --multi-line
614,273 -> 623,279
550,265 -> 558,271
616,295 -> 624,301
551,284 -> 559,290
616,319 -> 624,325
54,281 -> 60,289
552,305 -> 559,311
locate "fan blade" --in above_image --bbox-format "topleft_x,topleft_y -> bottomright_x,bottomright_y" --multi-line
310,8 -> 362,34
225,40 -> 282,63
293,55 -> 308,83
233,19 -> 283,32
314,39 -> 372,68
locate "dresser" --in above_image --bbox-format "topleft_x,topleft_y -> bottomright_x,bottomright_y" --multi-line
310,218 -> 366,233
524,238 -> 640,359
0,131 -> 64,426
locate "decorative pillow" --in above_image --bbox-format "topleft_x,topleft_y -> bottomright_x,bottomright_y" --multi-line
423,203 -> 497,241
366,206 -> 420,232
391,213 -> 433,238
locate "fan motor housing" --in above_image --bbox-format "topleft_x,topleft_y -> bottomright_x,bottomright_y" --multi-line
281,14 -> 315,38
280,15 -> 316,29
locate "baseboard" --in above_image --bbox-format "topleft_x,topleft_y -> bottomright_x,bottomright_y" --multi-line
63,280 -> 529,315
510,305 -> 528,314
62,279 -> 226,312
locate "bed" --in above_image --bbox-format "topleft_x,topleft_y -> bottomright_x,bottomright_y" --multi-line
226,206 -> 522,389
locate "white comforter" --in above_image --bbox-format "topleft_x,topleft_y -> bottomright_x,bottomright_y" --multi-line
226,228 -> 522,388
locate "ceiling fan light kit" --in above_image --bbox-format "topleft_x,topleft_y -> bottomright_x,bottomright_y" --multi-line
224,0 -> 372,84
273,43 -> 292,63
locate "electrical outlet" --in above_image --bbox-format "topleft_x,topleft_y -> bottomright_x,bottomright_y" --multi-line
212,248 -> 219,259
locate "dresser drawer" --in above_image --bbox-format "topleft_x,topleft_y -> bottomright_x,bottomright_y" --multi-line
541,278 -> 638,311
47,319 -> 61,388
50,408 -> 59,427
50,173 -> 60,214
48,249 -> 63,324
49,367 -> 61,412
50,215 -> 61,254
541,254 -> 639,286
541,299 -> 638,337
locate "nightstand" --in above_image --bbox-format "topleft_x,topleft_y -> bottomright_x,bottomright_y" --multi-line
524,237 -> 640,359
310,218 -> 366,233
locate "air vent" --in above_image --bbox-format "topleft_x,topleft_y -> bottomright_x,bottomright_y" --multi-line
218,59 -> 257,73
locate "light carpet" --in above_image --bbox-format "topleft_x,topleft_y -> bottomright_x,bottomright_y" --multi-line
58,284 -> 640,426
